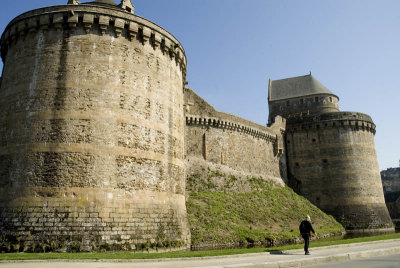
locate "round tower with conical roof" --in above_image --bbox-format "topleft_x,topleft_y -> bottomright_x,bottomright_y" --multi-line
0,0 -> 190,252
268,74 -> 394,234
268,74 -> 339,124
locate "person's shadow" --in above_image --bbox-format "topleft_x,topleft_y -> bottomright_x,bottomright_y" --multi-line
268,250 -> 299,255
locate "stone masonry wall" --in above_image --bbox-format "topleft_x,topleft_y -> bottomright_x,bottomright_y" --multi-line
0,4 -> 190,252
286,112 -> 393,232
381,167 -> 400,219
184,88 -> 286,193
268,94 -> 339,124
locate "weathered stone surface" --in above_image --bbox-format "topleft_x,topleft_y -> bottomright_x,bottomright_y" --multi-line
184,88 -> 287,191
0,1 -> 395,253
0,2 -> 189,252
381,167 -> 400,219
285,114 -> 393,230
268,73 -> 394,233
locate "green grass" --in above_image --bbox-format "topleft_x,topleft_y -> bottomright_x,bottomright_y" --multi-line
186,178 -> 344,247
0,233 -> 399,260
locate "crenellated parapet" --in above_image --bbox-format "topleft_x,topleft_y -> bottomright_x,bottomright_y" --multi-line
186,115 -> 278,144
0,3 -> 187,79
286,112 -> 376,134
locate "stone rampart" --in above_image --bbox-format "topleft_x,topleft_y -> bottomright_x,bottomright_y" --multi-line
285,112 -> 393,232
184,88 -> 286,192
287,112 -> 376,134
0,3 -> 190,252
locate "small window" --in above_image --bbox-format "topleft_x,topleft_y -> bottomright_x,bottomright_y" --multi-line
295,162 -> 299,167
315,97 -> 319,102
126,7 -> 132,12
329,97 -> 333,102
300,98 -> 304,104
322,159 -> 328,164
312,138 -> 316,142
286,100 -> 290,106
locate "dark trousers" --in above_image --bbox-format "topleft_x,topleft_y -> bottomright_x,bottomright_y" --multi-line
301,233 -> 310,253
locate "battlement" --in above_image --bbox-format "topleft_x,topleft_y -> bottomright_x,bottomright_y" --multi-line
0,4 -> 186,75
286,111 -> 376,134
186,115 -> 279,143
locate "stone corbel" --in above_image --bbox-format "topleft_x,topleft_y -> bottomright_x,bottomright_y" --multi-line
164,39 -> 175,58
153,32 -> 162,48
128,21 -> 138,40
141,27 -> 151,44
17,21 -> 26,39
53,13 -> 64,32
99,15 -> 110,35
162,38 -> 170,54
114,18 -> 125,37
68,13 -> 78,31
27,18 -> 38,34
83,14 -> 94,33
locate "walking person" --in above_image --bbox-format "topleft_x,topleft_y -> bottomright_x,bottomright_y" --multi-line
299,215 -> 316,255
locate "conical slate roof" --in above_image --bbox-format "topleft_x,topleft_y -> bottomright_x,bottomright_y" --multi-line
269,74 -> 336,102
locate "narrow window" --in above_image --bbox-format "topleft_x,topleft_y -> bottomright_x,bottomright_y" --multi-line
315,96 -> 319,102
300,98 -> 304,105
329,97 -> 333,102
286,100 -> 290,106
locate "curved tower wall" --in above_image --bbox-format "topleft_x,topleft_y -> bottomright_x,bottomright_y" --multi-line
0,4 -> 189,251
286,112 -> 393,232
268,94 -> 339,124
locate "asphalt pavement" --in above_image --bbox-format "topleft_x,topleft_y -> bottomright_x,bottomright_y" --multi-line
302,254 -> 400,268
1,238 -> 400,268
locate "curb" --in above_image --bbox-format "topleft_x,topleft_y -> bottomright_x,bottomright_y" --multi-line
224,246 -> 400,268
281,238 -> 400,254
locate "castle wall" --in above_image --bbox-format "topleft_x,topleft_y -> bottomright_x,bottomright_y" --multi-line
268,95 -> 339,124
382,168 -> 400,193
184,88 -> 286,191
286,112 -> 393,231
0,4 -> 190,252
381,168 -> 400,219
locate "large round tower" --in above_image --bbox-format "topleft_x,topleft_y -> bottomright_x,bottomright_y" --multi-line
285,113 -> 394,232
268,74 -> 394,233
0,0 -> 190,252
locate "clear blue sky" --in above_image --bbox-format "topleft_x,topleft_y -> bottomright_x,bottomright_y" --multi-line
1,0 -> 399,170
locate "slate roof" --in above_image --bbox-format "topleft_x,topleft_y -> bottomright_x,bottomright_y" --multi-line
269,74 -> 336,102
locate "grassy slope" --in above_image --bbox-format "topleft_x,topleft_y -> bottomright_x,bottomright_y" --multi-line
186,176 -> 344,247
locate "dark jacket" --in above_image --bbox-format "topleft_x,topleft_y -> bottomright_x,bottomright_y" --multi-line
299,220 -> 315,235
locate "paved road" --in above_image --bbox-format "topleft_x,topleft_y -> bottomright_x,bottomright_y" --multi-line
1,239 -> 400,268
303,253 -> 400,268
